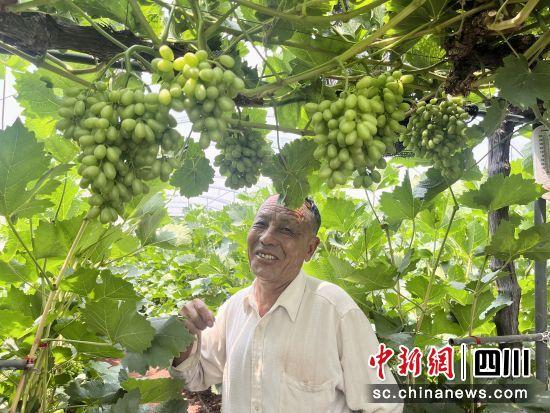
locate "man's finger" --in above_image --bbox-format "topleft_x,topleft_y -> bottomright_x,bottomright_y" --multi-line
182,319 -> 200,335
194,300 -> 215,327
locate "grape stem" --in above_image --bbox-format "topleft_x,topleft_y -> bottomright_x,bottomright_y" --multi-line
242,0 -> 426,98
41,338 -> 114,347
232,0 -> 388,24
10,220 -> 89,413
64,1 -> 151,69
189,0 -> 207,51
204,4 -> 239,39
415,188 -> 459,333
228,118 -> 314,136
129,0 -> 161,47
161,4 -> 178,44
0,40 -> 92,87
6,219 -> 52,289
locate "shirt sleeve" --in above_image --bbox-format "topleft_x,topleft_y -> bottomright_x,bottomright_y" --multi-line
169,301 -> 228,391
338,309 -> 404,413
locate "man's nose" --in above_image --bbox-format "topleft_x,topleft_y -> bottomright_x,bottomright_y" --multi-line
259,224 -> 277,245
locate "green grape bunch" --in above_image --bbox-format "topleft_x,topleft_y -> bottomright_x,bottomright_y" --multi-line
305,71 -> 412,189
56,60 -> 185,224
400,97 -> 470,179
152,45 -> 245,149
214,128 -> 273,189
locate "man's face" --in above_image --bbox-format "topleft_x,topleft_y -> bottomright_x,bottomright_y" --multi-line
247,196 -> 320,283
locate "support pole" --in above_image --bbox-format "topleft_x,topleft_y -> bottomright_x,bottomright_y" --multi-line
449,332 -> 548,346
0,359 -> 28,370
534,197 -> 548,387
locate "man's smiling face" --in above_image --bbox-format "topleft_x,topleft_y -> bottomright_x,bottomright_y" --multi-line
247,196 -> 320,283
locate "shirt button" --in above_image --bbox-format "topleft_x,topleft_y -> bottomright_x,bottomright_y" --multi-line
254,403 -> 260,411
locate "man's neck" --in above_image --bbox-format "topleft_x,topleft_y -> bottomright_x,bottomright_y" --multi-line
254,272 -> 298,317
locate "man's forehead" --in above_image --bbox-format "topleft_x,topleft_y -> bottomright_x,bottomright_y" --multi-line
257,195 -> 311,224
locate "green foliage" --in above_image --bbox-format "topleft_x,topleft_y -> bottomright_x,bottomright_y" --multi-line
380,172 -> 425,229
263,139 -> 319,208
345,259 -> 398,291
486,221 -> 550,262
494,56 -> 550,108
0,119 -> 53,217
123,316 -> 194,374
81,300 -> 155,352
121,377 -> 184,403
459,174 -> 543,212
171,157 -> 215,197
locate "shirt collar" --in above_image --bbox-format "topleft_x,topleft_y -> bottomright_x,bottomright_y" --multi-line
243,270 -> 307,323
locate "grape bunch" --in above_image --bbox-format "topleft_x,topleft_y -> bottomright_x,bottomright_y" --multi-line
305,71 -> 412,189
214,128 -> 272,189
152,46 -> 245,149
56,79 -> 183,224
400,97 -> 469,179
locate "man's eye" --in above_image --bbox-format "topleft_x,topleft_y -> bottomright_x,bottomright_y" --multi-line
282,227 -> 293,234
253,221 -> 266,227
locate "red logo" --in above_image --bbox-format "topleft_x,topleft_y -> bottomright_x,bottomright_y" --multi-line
368,343 -> 395,380
396,346 -> 423,377
369,344 -> 456,380
427,345 -> 455,380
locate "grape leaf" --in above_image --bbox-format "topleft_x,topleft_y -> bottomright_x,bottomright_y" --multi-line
136,203 -> 168,245
320,197 -> 358,231
121,378 -> 184,403
55,320 -> 125,359
149,400 -> 189,413
0,309 -> 33,338
344,259 -> 398,292
34,214 -> 115,259
123,316 -> 194,374
262,139 -> 319,209
66,379 -> 122,405
450,290 -> 508,332
275,102 -> 307,129
0,259 -> 35,284
486,221 -> 550,261
60,267 -> 99,296
13,71 -> 61,118
111,388 -> 141,413
81,300 -> 155,353
404,35 -> 445,68
380,172 -> 425,228
387,0 -> 455,35
406,275 -> 446,302
170,157 -> 214,198
459,174 -> 543,211
466,99 -> 508,144
303,253 -> 355,283
494,56 -> 550,108
414,149 -> 481,201
92,271 -> 140,303
0,286 -> 42,319
0,119 -> 53,217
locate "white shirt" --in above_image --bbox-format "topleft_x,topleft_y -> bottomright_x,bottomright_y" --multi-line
170,270 -> 403,413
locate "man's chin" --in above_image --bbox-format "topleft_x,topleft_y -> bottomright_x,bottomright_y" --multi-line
250,262 -> 279,279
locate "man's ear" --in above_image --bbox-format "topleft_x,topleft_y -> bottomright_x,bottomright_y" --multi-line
305,236 -> 320,262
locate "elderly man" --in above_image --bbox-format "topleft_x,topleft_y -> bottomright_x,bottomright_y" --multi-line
170,195 -> 403,413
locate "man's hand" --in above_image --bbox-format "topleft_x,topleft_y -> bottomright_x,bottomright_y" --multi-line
180,298 -> 215,334
173,299 -> 215,367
